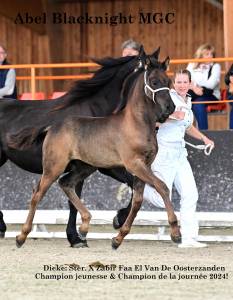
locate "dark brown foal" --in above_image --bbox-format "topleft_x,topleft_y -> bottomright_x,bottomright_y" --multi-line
16,58 -> 180,249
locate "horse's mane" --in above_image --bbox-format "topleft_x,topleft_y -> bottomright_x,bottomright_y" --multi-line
114,68 -> 144,113
60,56 -> 135,104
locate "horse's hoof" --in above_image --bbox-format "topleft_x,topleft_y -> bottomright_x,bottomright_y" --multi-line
111,238 -> 120,250
113,216 -> 121,230
16,236 -> 25,248
71,240 -> 88,248
171,234 -> 182,244
0,231 -> 5,238
67,232 -> 88,248
78,230 -> 87,241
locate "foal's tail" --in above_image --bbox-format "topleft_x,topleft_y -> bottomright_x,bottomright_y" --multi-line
6,126 -> 49,150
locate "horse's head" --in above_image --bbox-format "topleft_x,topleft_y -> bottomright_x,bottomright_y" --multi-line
144,55 -> 175,123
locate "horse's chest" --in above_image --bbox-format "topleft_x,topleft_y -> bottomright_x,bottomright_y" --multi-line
141,135 -> 157,164
142,147 -> 156,165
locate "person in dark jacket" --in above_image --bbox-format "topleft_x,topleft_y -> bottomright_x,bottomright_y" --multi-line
225,64 -> 233,129
0,45 -> 17,99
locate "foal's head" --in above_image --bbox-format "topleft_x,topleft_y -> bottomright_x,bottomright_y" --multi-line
144,54 -> 175,122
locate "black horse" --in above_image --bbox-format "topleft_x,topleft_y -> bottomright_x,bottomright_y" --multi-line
0,51 -> 150,245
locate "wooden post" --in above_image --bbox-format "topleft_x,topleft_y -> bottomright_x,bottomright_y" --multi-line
223,0 -> 233,129
31,67 -> 36,100
223,0 -> 233,69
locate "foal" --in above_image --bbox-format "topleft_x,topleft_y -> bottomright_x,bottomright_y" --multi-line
16,56 -> 180,249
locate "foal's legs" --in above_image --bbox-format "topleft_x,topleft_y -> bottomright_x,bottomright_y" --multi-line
66,167 -> 134,246
58,162 -> 96,248
125,158 -> 181,243
112,177 -> 145,249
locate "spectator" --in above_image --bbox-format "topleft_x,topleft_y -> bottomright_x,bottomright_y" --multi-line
121,39 -> 141,57
0,45 -> 17,99
187,43 -> 221,130
225,64 -> 233,129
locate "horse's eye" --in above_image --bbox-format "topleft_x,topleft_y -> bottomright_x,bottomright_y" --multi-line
151,80 -> 158,85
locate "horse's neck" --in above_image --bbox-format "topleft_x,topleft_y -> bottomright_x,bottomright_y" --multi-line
124,75 -> 156,127
65,94 -> 116,117
63,75 -> 133,117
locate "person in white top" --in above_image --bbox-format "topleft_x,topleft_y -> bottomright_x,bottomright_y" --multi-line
143,69 -> 214,248
186,43 -> 221,130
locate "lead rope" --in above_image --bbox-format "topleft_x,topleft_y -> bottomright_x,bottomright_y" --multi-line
185,141 -> 214,156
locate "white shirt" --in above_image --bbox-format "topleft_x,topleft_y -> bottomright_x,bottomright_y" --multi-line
157,89 -> 193,148
187,63 -> 221,99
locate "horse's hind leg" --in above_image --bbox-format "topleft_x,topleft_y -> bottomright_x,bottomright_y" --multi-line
16,141 -> 70,247
0,152 -> 8,237
58,162 -> 96,248
112,177 -> 145,249
66,181 -> 84,247
0,211 -> 7,238
16,173 -> 59,247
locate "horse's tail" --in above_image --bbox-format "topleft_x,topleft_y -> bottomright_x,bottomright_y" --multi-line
6,126 -> 49,150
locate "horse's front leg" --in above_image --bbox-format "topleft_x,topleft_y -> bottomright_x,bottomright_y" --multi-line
0,211 -> 7,238
125,158 -> 181,243
112,177 -> 145,249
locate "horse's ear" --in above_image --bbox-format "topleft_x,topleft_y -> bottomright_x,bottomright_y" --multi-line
147,47 -> 161,67
138,45 -> 146,61
145,56 -> 152,68
138,45 -> 147,67
161,56 -> 170,70
151,47 -> 160,60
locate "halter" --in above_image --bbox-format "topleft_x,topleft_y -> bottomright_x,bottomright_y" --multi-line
144,70 -> 170,103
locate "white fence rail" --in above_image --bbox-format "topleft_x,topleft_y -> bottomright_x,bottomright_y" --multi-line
3,210 -> 233,242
